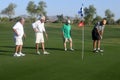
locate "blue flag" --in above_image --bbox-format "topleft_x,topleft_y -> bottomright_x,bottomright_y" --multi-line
78,7 -> 83,17
78,3 -> 84,18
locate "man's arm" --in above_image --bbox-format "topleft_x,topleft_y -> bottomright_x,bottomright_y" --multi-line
100,30 -> 104,39
43,31 -> 48,40
32,22 -> 39,33
70,30 -> 72,37
33,28 -> 38,33
13,29 -> 19,36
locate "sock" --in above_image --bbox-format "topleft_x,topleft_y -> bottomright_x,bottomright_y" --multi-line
19,51 -> 22,54
98,48 -> 100,50
70,48 -> 73,49
94,48 -> 96,50
15,52 -> 18,54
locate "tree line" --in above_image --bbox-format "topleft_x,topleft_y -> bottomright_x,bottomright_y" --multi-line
0,1 -> 120,25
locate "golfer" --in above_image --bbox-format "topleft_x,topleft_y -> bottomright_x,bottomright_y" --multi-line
32,16 -> 49,55
62,19 -> 74,51
92,18 -> 107,52
13,17 -> 26,57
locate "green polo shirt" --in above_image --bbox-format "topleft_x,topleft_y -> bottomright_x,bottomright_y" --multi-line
62,24 -> 71,38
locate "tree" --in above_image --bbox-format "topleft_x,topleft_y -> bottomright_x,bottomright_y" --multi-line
1,3 -> 16,19
73,14 -> 80,24
84,5 -> 96,25
37,1 -> 47,16
105,9 -> 115,24
105,9 -> 114,19
116,19 -> 120,24
56,14 -> 64,23
26,1 -> 37,18
92,15 -> 102,24
26,1 -> 47,18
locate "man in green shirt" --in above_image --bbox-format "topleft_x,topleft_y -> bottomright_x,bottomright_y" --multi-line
62,20 -> 74,51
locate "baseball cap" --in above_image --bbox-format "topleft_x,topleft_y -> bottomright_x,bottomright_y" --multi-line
67,20 -> 71,24
40,16 -> 45,20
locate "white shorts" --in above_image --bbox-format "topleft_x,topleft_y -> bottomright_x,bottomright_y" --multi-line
14,37 -> 23,45
35,33 -> 44,43
64,37 -> 72,43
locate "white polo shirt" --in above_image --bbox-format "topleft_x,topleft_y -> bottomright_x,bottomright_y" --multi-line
95,22 -> 105,32
13,22 -> 24,38
32,20 -> 45,33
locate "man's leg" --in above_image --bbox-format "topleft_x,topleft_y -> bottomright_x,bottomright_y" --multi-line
19,45 -> 22,53
41,42 -> 45,52
19,45 -> 25,56
35,33 -> 41,54
63,38 -> 67,51
36,43 -> 40,52
15,45 -> 19,53
97,40 -> 103,52
97,40 -> 101,50
14,45 -> 21,57
93,40 -> 97,51
69,38 -> 74,51
41,42 -> 49,54
64,42 -> 67,51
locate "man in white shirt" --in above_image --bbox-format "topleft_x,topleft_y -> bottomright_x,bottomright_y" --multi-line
32,16 -> 49,55
92,18 -> 107,53
13,17 -> 26,57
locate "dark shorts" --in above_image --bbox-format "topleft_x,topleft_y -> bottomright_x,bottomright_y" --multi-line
92,28 -> 100,40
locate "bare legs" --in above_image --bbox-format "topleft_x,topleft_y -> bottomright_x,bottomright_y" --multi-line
14,45 -> 25,57
93,40 -> 100,50
36,43 -> 45,53
15,45 -> 23,53
36,43 -> 49,54
63,38 -> 74,51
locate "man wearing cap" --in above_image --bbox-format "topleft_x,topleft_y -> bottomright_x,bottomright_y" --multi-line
32,16 -> 49,55
62,19 -> 74,51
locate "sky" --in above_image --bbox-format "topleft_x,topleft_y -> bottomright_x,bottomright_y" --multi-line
0,0 -> 120,20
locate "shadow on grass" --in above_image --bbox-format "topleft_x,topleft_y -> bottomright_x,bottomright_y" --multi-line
46,47 -> 64,51
0,46 -> 66,51
23,46 -> 64,51
0,46 -> 15,56
0,50 -> 13,56
0,45 -> 14,48
23,46 -> 35,49
0,46 -> 77,55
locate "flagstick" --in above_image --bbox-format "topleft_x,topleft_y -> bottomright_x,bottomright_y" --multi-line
82,25 -> 84,61
78,3 -> 84,61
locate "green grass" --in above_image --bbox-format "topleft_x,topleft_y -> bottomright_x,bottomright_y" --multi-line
0,22 -> 120,80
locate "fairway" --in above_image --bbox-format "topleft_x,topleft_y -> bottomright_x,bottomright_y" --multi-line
0,22 -> 120,80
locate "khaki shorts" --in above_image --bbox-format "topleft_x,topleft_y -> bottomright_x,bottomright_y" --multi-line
63,37 -> 72,43
35,33 -> 44,43
14,37 -> 23,45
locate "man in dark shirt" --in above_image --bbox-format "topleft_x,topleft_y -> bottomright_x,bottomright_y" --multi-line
92,18 -> 107,53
